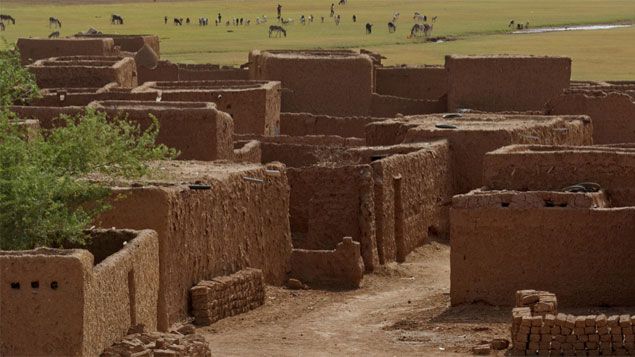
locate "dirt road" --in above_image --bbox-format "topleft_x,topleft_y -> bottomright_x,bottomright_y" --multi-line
198,240 -> 510,356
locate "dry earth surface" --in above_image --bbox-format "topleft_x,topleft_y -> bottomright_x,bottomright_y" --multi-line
198,240 -> 511,356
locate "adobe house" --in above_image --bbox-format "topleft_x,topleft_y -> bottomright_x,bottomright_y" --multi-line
17,37 -> 118,65
547,85 -> 635,144
483,144 -> 635,207
96,160 -> 293,330
0,229 -> 159,356
27,56 -> 138,89
253,135 -> 452,271
450,189 -> 635,307
132,80 -> 282,135
445,55 -> 571,112
365,113 -> 593,194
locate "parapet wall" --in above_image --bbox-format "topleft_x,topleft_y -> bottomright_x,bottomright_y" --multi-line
547,90 -> 635,144
446,55 -> 571,112
370,93 -> 446,117
280,112 -> 388,139
375,65 -> 448,100
450,189 -> 635,307
17,38 -> 118,65
178,63 -> 249,80
249,49 -> 374,116
97,161 -> 292,330
191,268 -> 265,325
290,237 -> 364,289
0,229 -> 159,356
28,56 -> 138,89
75,34 -> 160,56
483,145 -> 635,207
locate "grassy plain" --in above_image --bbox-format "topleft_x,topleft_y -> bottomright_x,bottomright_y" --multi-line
1,0 -> 634,79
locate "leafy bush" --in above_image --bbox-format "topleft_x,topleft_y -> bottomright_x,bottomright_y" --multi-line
0,46 -> 178,250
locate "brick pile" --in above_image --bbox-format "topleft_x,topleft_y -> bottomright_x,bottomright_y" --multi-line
512,290 -> 635,355
191,268 -> 265,326
101,329 -> 210,357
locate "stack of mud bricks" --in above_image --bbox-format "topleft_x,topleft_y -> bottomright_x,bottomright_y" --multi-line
512,290 -> 635,355
190,268 -> 265,326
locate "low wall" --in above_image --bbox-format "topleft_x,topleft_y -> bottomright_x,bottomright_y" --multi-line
138,60 -> 179,83
450,189 -> 635,307
17,38 -> 118,65
178,64 -> 249,80
366,113 -> 592,194
0,229 -> 159,356
375,65 -> 448,100
234,140 -> 262,163
446,55 -> 571,112
483,145 -> 635,207
280,112 -> 387,139
28,56 -> 138,89
249,49 -> 374,116
547,90 -> 635,144
370,93 -> 446,117
75,34 -> 160,56
191,268 -> 265,325
97,161 -> 292,330
290,237 -> 364,289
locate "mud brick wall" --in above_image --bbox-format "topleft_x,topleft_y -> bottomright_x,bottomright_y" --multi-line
450,190 -> 635,307
76,34 -> 160,56
88,101 -> 234,161
512,291 -> 635,356
133,80 -> 281,135
97,162 -> 292,330
370,93 -> 446,117
16,38 -> 118,65
178,64 -> 249,80
366,114 -> 592,195
280,112 -> 388,139
547,90 -> 635,144
0,229 -> 159,356
446,55 -> 571,112
375,66 -> 448,100
288,165 -> 378,272
361,141 -> 452,263
138,60 -> 179,83
191,268 -> 265,325
30,90 -> 158,107
290,237 -> 364,289
234,140 -> 262,163
249,50 -> 374,116
483,145 -> 635,207
28,56 -> 138,89
257,135 -> 363,168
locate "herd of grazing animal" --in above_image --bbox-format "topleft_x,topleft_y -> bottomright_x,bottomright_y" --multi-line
509,20 -> 530,30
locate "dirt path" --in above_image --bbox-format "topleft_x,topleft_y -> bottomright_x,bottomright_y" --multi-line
198,240 -> 510,356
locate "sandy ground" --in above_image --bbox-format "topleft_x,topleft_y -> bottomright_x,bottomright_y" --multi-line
197,239 -> 511,356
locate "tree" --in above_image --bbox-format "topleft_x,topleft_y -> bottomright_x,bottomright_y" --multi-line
0,47 -> 178,250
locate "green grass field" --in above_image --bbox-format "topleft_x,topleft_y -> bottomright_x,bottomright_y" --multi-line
1,0 -> 634,79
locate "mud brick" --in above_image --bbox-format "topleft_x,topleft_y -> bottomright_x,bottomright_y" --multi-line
574,316 -> 586,328
574,342 -> 585,350
620,315 -> 632,328
531,316 -> 544,327
600,334 -> 612,342
551,341 -> 562,350
551,326 -> 561,335
573,327 -> 585,335
561,342 -> 573,350
525,349 -> 536,355
584,326 -> 596,334
539,341 -> 551,350
540,334 -> 552,342
588,334 -> 600,342
585,340 -> 598,349
534,301 -> 556,315
544,314 -> 556,326
611,334 -> 622,342
515,334 -> 529,343
624,326 -> 634,335
522,315 -> 534,327
566,315 -> 576,329
541,325 -> 551,334
607,315 -> 619,327
513,307 -> 532,325
615,348 -> 628,355
596,314 -> 608,327
577,334 -> 589,342
624,341 -> 635,350
574,352 -> 585,357
587,351 -> 599,357
555,335 -> 566,343
519,326 -> 531,334
528,341 -> 540,350
556,313 -> 568,327
517,290 -> 540,306
597,326 -> 609,335
585,315 -> 597,327
610,326 -> 622,335
530,334 -> 541,342
531,327 -> 541,334
537,349 -> 549,356
566,335 -> 577,343
562,327 -> 572,335
625,334 -> 635,342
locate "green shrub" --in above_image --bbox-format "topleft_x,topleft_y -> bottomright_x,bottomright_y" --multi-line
0,44 -> 39,107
